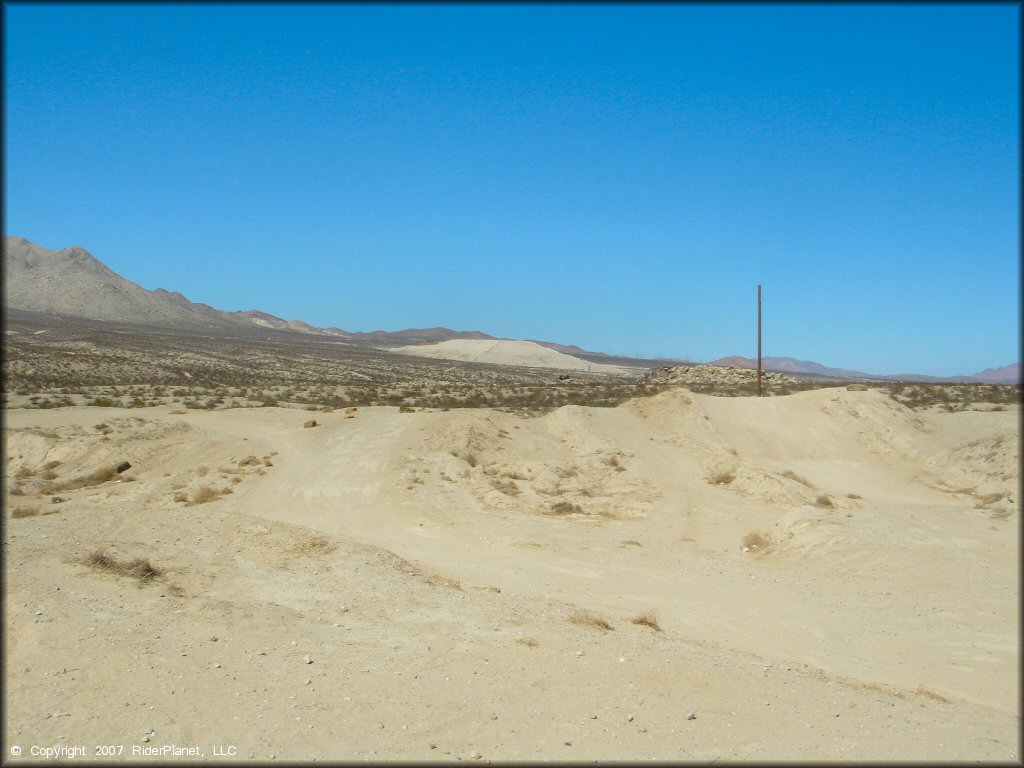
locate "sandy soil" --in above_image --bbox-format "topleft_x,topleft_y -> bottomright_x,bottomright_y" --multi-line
3,387 -> 1019,761
390,339 -> 633,375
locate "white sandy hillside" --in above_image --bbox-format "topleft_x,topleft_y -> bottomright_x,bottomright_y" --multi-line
390,338 -> 630,374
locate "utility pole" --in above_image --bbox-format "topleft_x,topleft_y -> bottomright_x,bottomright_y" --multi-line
757,284 -> 763,397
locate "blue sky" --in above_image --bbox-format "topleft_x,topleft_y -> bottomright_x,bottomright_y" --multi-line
4,4 -> 1019,376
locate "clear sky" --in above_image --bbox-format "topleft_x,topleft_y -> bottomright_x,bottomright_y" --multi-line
4,3 -> 1019,376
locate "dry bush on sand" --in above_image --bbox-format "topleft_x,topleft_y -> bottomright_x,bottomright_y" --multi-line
708,469 -> 736,485
12,506 -> 40,518
547,501 -> 584,516
781,470 -> 814,487
814,494 -> 834,508
40,466 -> 119,494
490,478 -> 521,496
515,636 -> 539,648
631,610 -> 662,631
741,532 -> 770,552
188,485 -> 224,506
570,609 -> 615,631
84,551 -> 161,583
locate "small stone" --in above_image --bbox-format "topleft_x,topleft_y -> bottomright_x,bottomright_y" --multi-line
472,751 -> 481,760
627,714 -> 634,722
687,712 -> 697,721
304,655 -> 313,664
140,737 -> 150,743
56,667 -> 66,675
42,713 -> 51,720
429,742 -> 437,750
379,723 -> 385,729
639,727 -> 648,733
564,740 -> 573,746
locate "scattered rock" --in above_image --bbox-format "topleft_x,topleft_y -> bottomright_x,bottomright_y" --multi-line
687,712 -> 697,721
644,365 -> 799,387
115,461 -> 132,474
303,420 -> 318,429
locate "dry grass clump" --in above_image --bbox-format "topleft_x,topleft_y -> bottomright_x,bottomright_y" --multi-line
915,684 -> 951,704
490,478 -> 521,496
630,610 -> 661,631
238,456 -> 261,467
781,470 -> 814,487
12,506 -> 41,518
604,454 -> 626,472
291,535 -> 336,555
814,494 -> 834,508
570,609 -> 615,631
188,485 -> 226,505
846,492 -> 862,499
620,540 -> 643,547
547,501 -> 584,516
741,532 -> 770,552
974,492 -> 1005,507
515,636 -> 539,648
40,466 -> 119,494
708,469 -> 736,485
84,551 -> 161,583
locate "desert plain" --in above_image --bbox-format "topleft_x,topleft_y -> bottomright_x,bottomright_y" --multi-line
3,317 -> 1020,762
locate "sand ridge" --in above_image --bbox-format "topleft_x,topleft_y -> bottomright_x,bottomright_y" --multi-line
390,338 -> 634,374
3,387 -> 1019,760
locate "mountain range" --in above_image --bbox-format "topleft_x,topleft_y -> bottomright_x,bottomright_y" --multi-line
3,236 -> 1019,384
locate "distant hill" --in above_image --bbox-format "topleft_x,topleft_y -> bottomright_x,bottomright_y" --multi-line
3,236 -> 242,330
709,355 -> 876,380
4,236 -> 1017,383
967,363 -> 1021,384
709,354 -> 1021,384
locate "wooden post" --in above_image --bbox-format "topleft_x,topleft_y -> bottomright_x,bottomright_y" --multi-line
757,284 -> 763,397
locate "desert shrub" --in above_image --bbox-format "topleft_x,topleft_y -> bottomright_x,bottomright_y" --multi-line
490,478 -> 521,496
781,470 -> 813,487
570,609 -> 614,631
708,469 -> 736,485
814,494 -> 834,508
547,501 -> 583,516
188,485 -> 223,505
84,551 -> 161,582
12,506 -> 40,518
40,466 -> 118,494
741,532 -> 770,551
89,397 -> 120,408
631,610 -> 661,631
